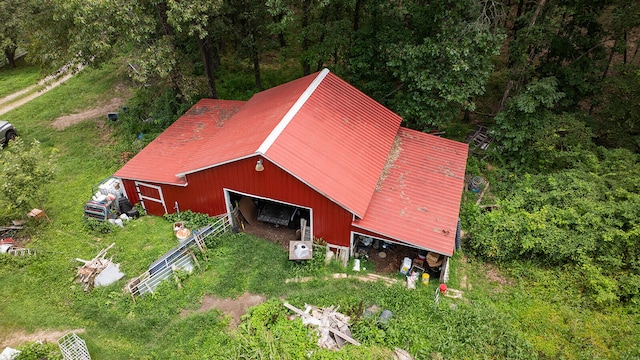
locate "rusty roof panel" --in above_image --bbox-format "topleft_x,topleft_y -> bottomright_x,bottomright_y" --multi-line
114,99 -> 246,184
352,128 -> 469,256
181,74 -> 317,176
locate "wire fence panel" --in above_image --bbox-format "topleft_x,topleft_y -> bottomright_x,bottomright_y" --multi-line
58,333 -> 91,360
126,215 -> 230,299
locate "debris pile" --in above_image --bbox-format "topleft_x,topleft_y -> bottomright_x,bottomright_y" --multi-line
0,237 -> 35,256
284,302 -> 360,350
76,243 -> 124,291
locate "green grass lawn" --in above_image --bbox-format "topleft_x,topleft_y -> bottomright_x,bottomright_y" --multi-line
0,61 -> 42,99
0,61 -> 638,359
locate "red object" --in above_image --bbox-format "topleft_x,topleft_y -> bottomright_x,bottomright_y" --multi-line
352,128 -> 468,256
0,237 -> 14,245
115,69 -> 467,253
439,284 -> 448,293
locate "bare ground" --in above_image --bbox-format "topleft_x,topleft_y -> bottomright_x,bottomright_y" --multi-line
0,328 -> 85,348
0,64 -> 84,117
51,82 -> 132,131
180,292 -> 267,328
51,97 -> 126,130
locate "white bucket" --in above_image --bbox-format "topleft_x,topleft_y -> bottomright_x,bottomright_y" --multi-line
294,244 -> 310,258
400,257 -> 412,275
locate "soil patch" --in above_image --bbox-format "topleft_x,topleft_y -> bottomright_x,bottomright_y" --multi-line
51,97 -> 126,130
180,292 -> 266,328
0,328 -> 85,348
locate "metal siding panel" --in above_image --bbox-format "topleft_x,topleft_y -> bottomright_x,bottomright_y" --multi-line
122,180 -> 139,204
174,157 -> 352,247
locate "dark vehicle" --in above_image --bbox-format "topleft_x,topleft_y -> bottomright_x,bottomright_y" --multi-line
0,120 -> 17,147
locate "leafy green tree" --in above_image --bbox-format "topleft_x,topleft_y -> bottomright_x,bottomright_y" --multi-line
166,0 -> 225,98
0,0 -> 30,68
493,76 -> 593,171
348,0 -> 504,129
268,0 -> 355,76
225,0 -> 274,90
0,138 -> 57,221
592,65 -> 640,151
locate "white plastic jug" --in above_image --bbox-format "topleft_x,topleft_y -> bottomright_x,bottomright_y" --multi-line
400,257 -> 412,275
294,244 -> 310,258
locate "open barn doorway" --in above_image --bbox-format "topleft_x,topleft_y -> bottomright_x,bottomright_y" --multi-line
224,189 -> 312,249
351,232 -> 446,278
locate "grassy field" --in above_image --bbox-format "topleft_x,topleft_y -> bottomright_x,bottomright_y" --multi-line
0,61 -> 42,99
0,61 -> 639,359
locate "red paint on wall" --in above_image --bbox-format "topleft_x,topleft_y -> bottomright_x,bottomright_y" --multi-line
120,156 -> 354,248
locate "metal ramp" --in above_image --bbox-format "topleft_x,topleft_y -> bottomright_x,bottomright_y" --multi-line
126,215 -> 231,300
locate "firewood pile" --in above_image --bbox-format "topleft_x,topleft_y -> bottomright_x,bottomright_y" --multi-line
76,243 -> 116,292
284,302 -> 360,350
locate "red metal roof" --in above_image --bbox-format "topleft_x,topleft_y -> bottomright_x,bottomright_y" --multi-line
264,70 -> 402,216
352,128 -> 469,256
116,69 -> 402,217
181,74 -> 317,176
114,99 -> 246,184
114,70 -> 470,255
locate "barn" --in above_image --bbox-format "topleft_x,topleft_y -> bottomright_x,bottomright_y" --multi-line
114,69 -> 468,260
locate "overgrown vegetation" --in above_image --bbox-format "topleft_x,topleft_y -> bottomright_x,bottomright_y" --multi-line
464,147 -> 640,307
0,137 -> 57,221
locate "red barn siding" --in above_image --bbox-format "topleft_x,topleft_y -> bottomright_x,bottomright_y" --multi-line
120,156 -> 354,248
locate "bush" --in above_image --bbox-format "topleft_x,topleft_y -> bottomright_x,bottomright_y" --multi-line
16,341 -> 62,360
464,147 -> 640,306
164,210 -> 219,230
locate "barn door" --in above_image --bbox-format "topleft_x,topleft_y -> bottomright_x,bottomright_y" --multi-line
135,182 -> 168,215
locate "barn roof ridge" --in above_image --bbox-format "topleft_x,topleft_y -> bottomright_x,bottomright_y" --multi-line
257,68 -> 330,155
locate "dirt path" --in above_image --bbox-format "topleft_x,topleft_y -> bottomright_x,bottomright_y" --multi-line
0,64 -> 85,117
51,96 -> 126,130
180,293 -> 267,328
0,328 -> 85,348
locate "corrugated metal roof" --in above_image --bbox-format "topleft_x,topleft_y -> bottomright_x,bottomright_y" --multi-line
352,128 -> 469,256
180,74 -> 317,177
116,69 -> 402,217
114,99 -> 246,184
265,70 -> 402,216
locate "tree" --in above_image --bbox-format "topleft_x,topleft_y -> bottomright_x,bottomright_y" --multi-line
267,0 -> 355,76
0,138 -> 57,221
0,0 -> 30,68
166,0 -> 225,98
225,0 -> 273,90
494,77 -> 568,169
387,1 -> 502,129
592,65 -> 640,151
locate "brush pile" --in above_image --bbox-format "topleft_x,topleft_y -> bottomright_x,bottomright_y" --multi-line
283,302 -> 360,350
76,243 -> 123,291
